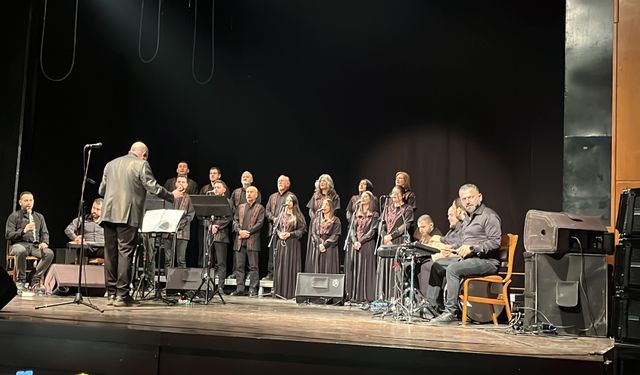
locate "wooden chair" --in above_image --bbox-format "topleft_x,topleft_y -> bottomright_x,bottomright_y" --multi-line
459,233 -> 519,325
6,240 -> 41,283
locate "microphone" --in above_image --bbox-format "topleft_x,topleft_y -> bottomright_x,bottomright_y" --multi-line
85,142 -> 102,149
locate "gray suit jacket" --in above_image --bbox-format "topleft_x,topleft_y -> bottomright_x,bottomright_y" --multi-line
98,152 -> 173,228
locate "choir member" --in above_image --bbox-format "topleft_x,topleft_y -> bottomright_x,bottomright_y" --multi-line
345,191 -> 379,303
394,171 -> 416,211
306,199 -> 341,274
345,179 -> 377,222
305,174 -> 340,269
375,185 -> 414,301
273,195 -> 307,299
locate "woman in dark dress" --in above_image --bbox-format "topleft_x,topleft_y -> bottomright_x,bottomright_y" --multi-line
307,199 -> 341,274
345,179 -> 376,222
273,195 -> 307,299
346,191 -> 379,303
395,171 -> 416,211
305,174 -> 340,272
375,185 -> 414,301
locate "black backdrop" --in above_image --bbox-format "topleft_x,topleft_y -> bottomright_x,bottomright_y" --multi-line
1,0 -> 565,274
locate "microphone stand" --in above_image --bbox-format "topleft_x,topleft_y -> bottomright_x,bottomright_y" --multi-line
36,146 -> 104,312
373,195 -> 389,302
268,205 -> 287,300
398,204 -> 416,322
374,196 -> 389,252
343,201 -> 360,302
310,208 -> 323,273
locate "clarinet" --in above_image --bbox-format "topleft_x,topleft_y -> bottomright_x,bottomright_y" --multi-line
27,208 -> 38,243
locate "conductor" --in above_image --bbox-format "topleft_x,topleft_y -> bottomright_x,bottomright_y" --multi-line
98,142 -> 183,307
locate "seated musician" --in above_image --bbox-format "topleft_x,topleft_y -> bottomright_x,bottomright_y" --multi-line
64,198 -> 105,260
416,202 -> 465,302
414,214 -> 443,297
425,184 -> 502,323
5,191 -> 54,294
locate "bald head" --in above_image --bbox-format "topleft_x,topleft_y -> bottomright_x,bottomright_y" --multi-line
130,142 -> 148,160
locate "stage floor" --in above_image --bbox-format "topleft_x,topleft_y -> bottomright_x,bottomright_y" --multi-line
0,294 -> 615,374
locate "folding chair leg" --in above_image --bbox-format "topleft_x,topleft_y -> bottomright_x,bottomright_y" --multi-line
490,304 -> 498,325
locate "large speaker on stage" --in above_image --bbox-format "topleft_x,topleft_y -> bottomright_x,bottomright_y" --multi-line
613,289 -> 640,343
295,273 -> 344,304
524,210 -> 614,255
0,268 -> 18,310
616,188 -> 640,238
524,252 -> 608,336
166,267 -> 215,291
615,239 -> 640,290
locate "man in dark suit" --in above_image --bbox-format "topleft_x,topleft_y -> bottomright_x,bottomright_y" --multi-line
98,142 -> 182,307
230,186 -> 265,297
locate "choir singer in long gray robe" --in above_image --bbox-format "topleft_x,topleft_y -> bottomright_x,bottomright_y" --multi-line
273,195 -> 307,299
306,198 -> 341,274
375,185 -> 414,301
346,191 -> 379,303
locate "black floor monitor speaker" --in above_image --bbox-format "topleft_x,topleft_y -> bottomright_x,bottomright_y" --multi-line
615,239 -> 640,290
613,289 -> 640,343
295,273 -> 344,305
616,188 -> 640,238
524,252 -> 608,336
0,268 -> 18,311
166,267 -> 215,290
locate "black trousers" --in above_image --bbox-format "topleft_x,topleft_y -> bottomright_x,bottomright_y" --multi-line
103,222 -> 138,297
234,247 -> 259,291
213,242 -> 228,281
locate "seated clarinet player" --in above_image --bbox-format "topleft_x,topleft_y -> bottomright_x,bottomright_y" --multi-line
5,191 -> 54,295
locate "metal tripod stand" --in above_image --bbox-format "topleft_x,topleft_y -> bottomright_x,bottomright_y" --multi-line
36,145 -> 103,312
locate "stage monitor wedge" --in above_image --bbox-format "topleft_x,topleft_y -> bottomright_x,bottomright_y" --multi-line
295,273 -> 344,305
524,210 -> 613,255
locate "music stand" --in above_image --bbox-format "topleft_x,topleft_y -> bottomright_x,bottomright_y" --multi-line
131,193 -> 173,288
189,195 -> 230,304
136,209 -> 184,304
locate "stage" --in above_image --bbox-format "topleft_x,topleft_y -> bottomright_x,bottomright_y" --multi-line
0,294 -> 614,374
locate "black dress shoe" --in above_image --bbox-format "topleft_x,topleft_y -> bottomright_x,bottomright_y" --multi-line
261,273 -> 273,281
230,290 -> 246,296
248,288 -> 258,297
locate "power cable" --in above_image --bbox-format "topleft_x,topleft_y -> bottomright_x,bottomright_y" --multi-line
191,0 -> 215,85
39,0 -> 79,82
138,0 -> 163,64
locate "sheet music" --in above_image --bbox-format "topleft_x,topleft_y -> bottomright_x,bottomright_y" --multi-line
141,209 -> 184,233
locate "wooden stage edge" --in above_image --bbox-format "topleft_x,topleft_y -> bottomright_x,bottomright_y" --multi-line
0,294 -> 614,374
